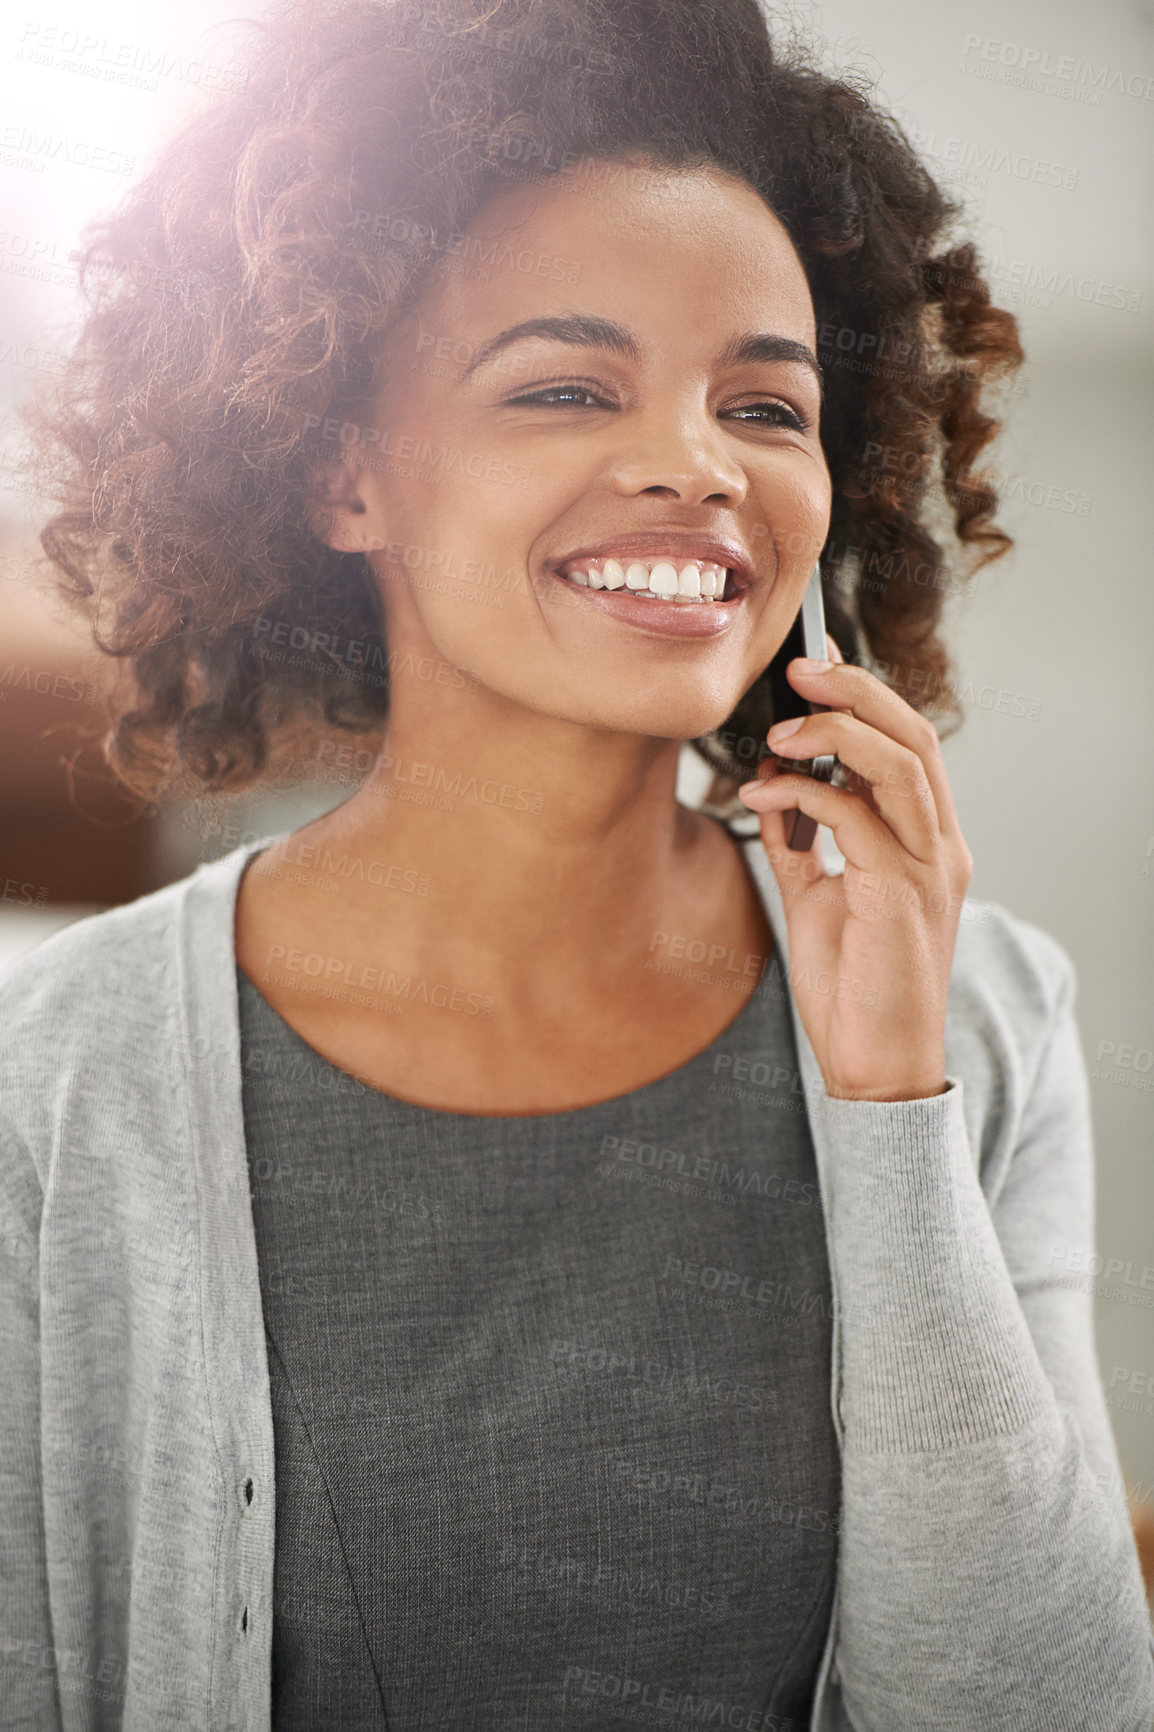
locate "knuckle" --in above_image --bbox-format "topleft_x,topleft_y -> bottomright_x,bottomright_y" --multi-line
912,711 -> 941,755
875,674 -> 908,712
908,761 -> 935,805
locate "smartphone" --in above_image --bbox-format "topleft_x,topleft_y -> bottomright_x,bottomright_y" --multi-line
766,562 -> 836,852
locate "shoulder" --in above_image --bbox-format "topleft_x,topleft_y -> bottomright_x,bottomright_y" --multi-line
0,873 -> 188,1034
949,893 -> 1074,1011
950,895 -> 1076,1030
0,851 -> 247,1173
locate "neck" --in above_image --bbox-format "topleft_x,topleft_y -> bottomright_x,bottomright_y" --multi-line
277,678 -> 758,1010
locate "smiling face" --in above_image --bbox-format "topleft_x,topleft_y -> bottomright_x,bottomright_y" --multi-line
320,156 -> 832,744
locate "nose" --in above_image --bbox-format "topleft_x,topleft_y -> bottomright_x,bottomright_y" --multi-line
606,406 -> 749,510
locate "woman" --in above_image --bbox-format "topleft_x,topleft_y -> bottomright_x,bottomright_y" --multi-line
5,0 -> 1152,1727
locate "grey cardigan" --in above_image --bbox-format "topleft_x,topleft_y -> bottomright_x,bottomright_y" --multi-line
0,833 -> 1151,1732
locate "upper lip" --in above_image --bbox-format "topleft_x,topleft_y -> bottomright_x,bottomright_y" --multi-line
550,534 -> 757,593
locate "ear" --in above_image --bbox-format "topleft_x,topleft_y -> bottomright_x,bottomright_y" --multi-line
305,454 -> 386,554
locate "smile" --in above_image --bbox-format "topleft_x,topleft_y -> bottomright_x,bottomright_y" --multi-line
554,555 -> 736,603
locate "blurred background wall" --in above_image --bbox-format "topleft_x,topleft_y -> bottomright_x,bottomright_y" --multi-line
1,0 -> 1152,1583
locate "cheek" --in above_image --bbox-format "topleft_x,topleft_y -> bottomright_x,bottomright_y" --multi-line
747,469 -> 832,569
376,464 -> 522,557
370,477 -> 547,647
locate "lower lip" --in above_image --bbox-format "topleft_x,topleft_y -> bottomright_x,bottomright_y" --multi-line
540,570 -> 748,637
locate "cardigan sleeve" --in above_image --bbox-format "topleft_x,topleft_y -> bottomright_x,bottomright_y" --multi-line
808,942 -> 1154,1732
0,1115 -> 63,1732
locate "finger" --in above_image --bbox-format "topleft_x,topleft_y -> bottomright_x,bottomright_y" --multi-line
816,638 -> 886,815
769,632 -> 892,829
767,711 -> 939,865
781,635 -> 893,829
743,767 -> 830,913
739,767 -> 909,884
783,658 -> 964,844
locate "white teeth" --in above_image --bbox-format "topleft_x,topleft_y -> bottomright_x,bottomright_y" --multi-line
648,561 -> 679,597
557,555 -> 735,602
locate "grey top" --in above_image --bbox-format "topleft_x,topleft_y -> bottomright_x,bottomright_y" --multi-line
237,951 -> 839,1731
0,832 -> 1151,1732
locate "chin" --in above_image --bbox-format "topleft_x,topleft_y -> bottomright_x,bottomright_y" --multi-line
566,696 -> 744,745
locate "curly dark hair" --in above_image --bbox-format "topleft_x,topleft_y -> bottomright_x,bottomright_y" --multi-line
18,0 -> 1023,803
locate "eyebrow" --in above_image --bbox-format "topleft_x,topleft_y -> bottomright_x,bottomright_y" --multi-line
717,331 -> 825,400
462,313 -> 825,398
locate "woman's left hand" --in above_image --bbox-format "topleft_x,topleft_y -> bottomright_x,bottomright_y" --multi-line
738,635 -> 973,1103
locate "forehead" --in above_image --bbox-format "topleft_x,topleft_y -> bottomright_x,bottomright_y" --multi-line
413,159 -> 816,345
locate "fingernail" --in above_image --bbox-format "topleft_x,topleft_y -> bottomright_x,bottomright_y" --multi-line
793,657 -> 832,672
768,717 -> 804,741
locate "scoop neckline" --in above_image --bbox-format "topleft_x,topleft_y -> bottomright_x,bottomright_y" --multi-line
234,946 -> 778,1124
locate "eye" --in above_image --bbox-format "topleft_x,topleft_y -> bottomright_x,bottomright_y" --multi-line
504,383 -> 613,409
723,401 -> 812,433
